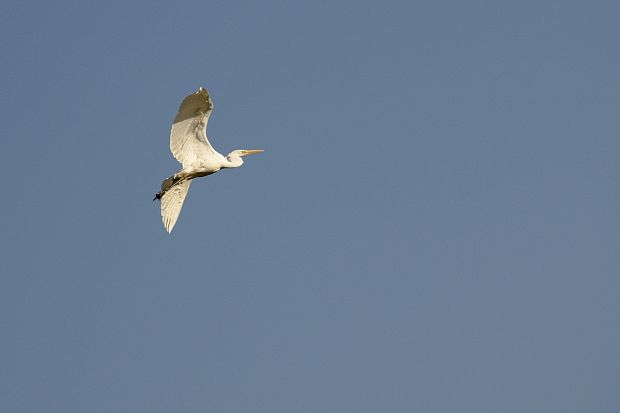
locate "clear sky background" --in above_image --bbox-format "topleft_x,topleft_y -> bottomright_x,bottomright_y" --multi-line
1,1 -> 618,412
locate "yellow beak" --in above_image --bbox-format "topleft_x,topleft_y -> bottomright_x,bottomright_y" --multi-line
240,149 -> 264,156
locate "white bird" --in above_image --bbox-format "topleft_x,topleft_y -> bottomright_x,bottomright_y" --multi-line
154,87 -> 263,233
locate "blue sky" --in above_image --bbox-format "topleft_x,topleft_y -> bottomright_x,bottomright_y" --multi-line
1,1 -> 618,412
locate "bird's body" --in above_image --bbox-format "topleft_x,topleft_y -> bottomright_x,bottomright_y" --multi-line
154,87 -> 263,233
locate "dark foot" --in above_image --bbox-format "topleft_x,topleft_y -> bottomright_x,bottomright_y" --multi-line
153,191 -> 162,201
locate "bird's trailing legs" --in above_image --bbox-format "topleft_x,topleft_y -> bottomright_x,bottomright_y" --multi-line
153,174 -> 181,201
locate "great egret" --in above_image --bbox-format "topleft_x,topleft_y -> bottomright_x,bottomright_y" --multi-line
154,87 -> 263,233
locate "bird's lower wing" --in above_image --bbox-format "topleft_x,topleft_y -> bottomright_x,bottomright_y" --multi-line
160,180 -> 191,233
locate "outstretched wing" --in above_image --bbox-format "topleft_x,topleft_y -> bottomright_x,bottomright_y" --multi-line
160,180 -> 192,233
170,87 -> 219,167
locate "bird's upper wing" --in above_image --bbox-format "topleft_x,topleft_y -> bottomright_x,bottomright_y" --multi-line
160,180 -> 192,233
169,87 -> 219,167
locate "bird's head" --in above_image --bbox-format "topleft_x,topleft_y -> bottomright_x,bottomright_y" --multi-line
226,149 -> 264,167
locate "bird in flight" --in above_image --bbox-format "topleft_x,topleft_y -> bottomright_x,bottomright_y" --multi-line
154,87 -> 263,233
